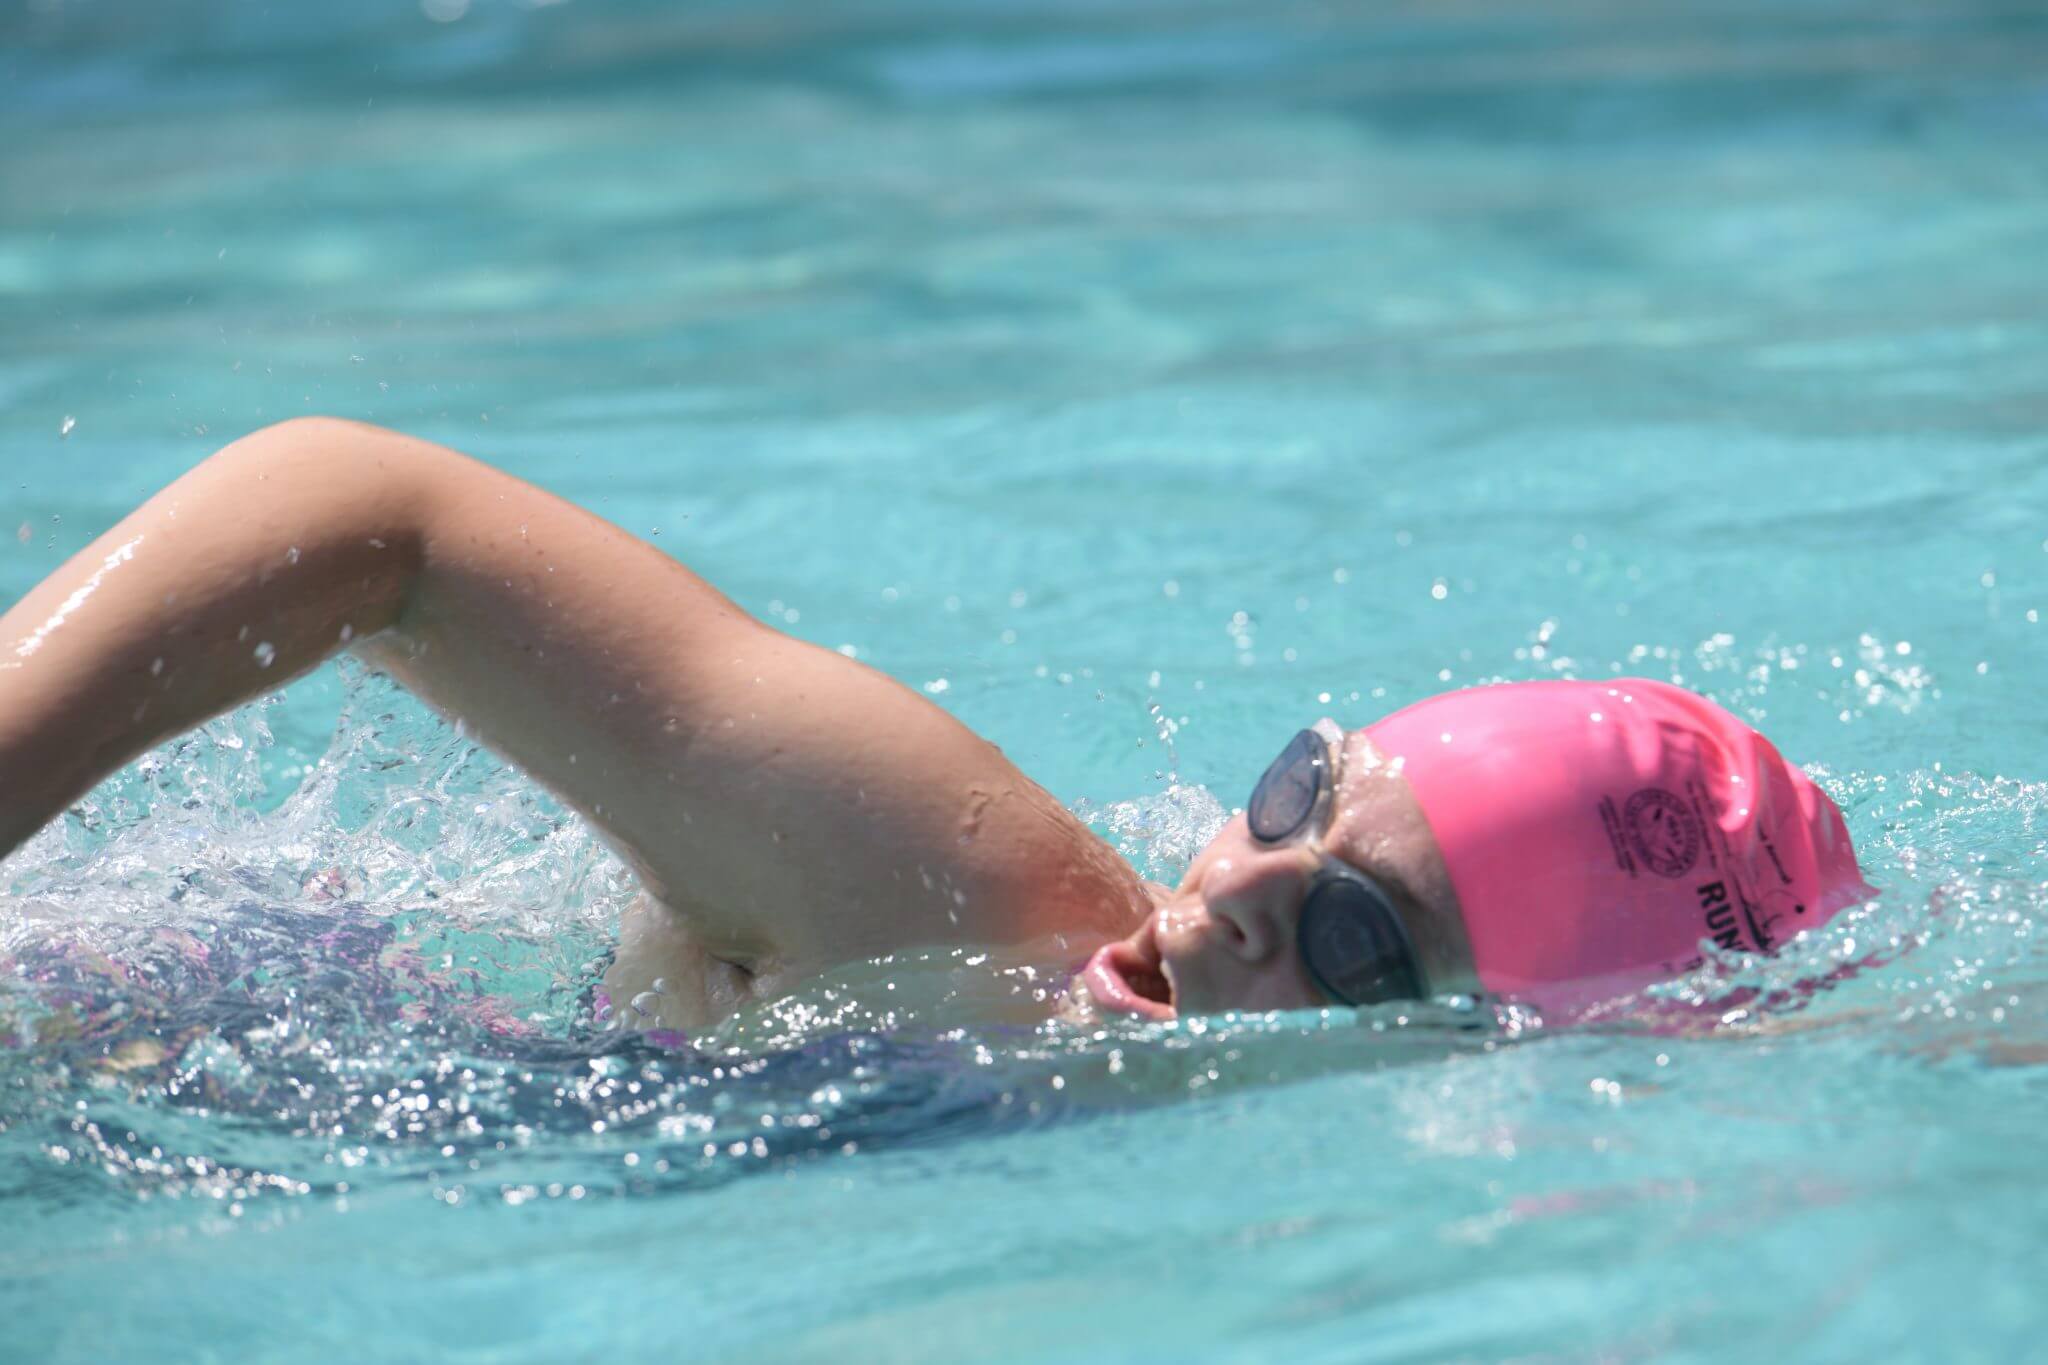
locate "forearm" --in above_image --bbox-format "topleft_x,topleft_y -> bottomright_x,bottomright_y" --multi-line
0,418 -> 424,856
0,416 -> 749,874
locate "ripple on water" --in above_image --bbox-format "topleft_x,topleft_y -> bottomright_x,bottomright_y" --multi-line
0,652 -> 2041,1288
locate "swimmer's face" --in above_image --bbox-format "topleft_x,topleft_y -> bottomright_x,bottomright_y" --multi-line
1082,728 -> 1479,1020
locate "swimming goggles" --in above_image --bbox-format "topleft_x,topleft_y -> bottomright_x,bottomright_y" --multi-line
1246,719 -> 1429,1007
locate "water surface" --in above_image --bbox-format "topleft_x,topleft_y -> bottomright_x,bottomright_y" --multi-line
4,0 -> 2047,1360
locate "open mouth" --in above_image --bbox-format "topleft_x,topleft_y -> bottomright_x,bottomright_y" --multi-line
1082,920 -> 1177,1021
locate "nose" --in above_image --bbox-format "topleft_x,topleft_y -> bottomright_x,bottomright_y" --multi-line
1193,840 -> 1315,962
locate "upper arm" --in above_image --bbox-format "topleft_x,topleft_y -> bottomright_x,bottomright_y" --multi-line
333,422 -> 1143,971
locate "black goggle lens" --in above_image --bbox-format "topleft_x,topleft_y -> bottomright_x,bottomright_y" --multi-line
1247,728 -> 1328,843
1249,726 -> 1428,1007
1297,877 -> 1426,1007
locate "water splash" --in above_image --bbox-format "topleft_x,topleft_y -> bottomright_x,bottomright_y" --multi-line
1072,781 -> 1229,884
5,658 -> 631,945
1,657 -> 2041,1236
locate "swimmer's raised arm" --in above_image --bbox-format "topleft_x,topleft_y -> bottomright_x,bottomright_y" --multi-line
0,419 -> 1145,995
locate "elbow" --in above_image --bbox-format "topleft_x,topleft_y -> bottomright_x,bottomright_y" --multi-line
219,416 -> 439,498
235,414 -> 395,458
217,416 -> 394,481
206,417 -> 433,623
251,414 -> 356,440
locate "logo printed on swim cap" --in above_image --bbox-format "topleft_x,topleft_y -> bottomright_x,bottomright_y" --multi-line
1623,788 -> 1702,878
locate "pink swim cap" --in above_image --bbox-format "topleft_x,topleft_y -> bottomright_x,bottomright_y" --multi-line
1366,679 -> 1865,1013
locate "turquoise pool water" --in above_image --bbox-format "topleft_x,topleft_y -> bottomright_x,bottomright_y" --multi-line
5,0 -> 2048,1359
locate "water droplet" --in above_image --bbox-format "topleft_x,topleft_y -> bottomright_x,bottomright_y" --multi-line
58,415 -> 75,439
339,624 -> 354,643
253,642 -> 277,667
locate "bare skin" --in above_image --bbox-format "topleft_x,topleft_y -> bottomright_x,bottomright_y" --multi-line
1086,728 -> 1479,1020
0,419 -> 1473,1031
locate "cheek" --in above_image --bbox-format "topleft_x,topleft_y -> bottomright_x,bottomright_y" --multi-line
1240,952 -> 1331,1012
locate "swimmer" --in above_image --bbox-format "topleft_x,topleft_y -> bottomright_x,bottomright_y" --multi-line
0,419 -> 1868,1033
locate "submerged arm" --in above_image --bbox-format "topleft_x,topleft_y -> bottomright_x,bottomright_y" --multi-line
0,419 -> 1144,971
